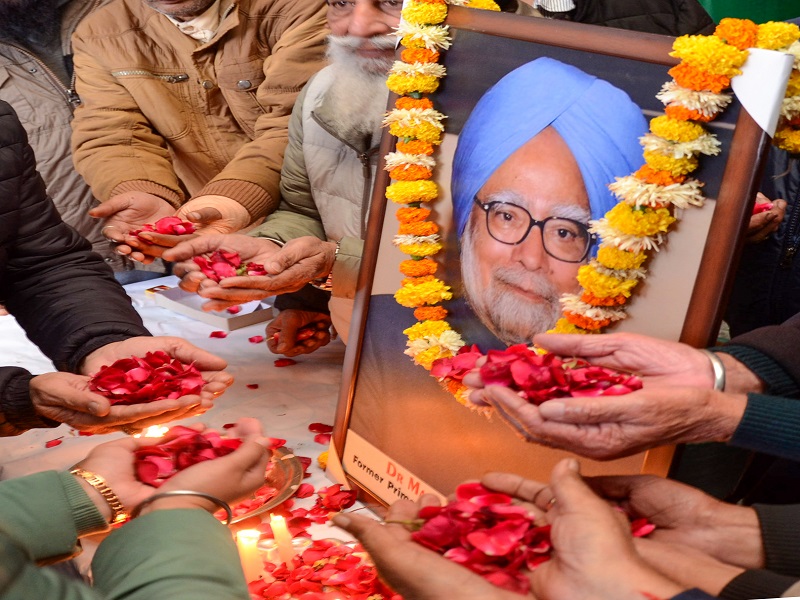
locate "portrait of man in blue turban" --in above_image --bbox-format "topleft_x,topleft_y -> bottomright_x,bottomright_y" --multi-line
451,57 -> 647,345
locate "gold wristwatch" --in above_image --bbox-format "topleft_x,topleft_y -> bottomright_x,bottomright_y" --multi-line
70,467 -> 130,524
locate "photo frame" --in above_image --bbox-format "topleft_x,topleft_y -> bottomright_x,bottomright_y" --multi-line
332,8 -> 771,506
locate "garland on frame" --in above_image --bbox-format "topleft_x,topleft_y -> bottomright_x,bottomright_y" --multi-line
385,9 -> 800,405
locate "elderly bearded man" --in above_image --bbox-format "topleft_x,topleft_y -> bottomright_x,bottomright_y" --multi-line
451,57 -> 647,345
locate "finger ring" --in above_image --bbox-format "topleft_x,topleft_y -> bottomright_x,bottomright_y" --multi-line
546,497 -> 557,510
121,425 -> 141,436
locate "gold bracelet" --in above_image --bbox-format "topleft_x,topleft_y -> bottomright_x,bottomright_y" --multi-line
70,467 -> 130,525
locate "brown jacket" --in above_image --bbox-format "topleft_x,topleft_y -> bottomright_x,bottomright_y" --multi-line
71,0 -> 328,223
0,0 -> 125,269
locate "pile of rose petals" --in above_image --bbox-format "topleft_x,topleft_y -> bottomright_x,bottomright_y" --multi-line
248,539 -> 399,599
133,425 -> 242,487
431,344 -> 642,405
193,250 -> 267,282
88,351 -> 204,405
411,482 -> 654,595
132,216 -> 196,239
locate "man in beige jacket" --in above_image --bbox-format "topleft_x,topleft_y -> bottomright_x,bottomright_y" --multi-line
71,0 -> 328,264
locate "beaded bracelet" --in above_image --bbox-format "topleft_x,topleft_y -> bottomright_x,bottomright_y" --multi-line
131,490 -> 233,525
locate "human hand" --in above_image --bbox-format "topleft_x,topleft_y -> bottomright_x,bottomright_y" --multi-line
140,418 -> 271,514
90,191 -> 176,263
469,384 -> 746,460
333,496 -> 520,600
526,332 -> 716,389
529,459 -> 683,600
177,195 -> 250,235
266,310 -> 332,357
29,372 -> 208,435
588,474 -> 764,569
746,194 -> 786,244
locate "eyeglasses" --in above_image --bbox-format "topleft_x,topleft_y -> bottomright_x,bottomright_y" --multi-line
326,0 -> 404,17
473,197 -> 595,263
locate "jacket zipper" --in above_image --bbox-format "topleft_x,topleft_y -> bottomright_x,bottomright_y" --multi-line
3,42 -> 82,107
311,111 -> 378,238
111,70 -> 190,84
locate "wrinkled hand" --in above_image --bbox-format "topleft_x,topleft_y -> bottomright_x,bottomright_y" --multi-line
588,474 -> 764,569
525,332 -> 715,389
90,191 -> 176,263
333,495 -> 520,600
163,234 -> 283,310
530,460 -> 683,600
267,310 -> 332,357
469,384 -> 746,460
746,194 -> 786,244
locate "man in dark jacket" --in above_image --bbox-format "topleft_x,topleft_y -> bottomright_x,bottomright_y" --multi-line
0,101 -> 232,437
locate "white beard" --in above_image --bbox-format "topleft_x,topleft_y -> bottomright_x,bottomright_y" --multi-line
460,223 -> 562,345
324,35 -> 395,140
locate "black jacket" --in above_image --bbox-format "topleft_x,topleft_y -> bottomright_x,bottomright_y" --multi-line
571,0 -> 715,36
0,101 -> 150,436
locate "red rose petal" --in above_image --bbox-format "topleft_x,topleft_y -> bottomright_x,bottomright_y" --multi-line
247,384 -> 259,390
209,331 -> 228,338
249,335 -> 265,344
226,305 -> 242,314
295,483 -> 314,498
308,423 -> 333,434
313,433 -> 331,445
45,438 -> 62,448
274,358 -> 297,367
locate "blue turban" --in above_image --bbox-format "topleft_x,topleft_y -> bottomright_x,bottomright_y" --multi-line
451,57 -> 647,237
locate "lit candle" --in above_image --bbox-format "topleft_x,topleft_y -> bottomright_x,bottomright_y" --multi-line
269,515 -> 296,564
132,425 -> 169,439
236,529 -> 263,583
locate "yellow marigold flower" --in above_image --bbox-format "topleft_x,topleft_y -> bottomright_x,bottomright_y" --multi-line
395,278 -> 453,308
714,18 -> 758,51
415,305 -> 447,321
547,318 -> 590,335
774,126 -> 800,154
577,264 -> 639,299
317,451 -> 328,470
650,115 -> 705,142
643,149 -> 699,176
397,206 -> 431,224
466,0 -> 501,10
404,319 -> 451,341
413,346 -> 449,370
402,2 -> 448,25
395,96 -> 434,110
400,220 -> 440,236
390,164 -> 433,181
387,73 -> 441,96
596,246 -> 648,270
397,241 -> 443,256
396,140 -> 434,155
787,70 -> 800,99
756,21 -> 800,51
388,121 -> 443,144
605,203 -> 676,237
397,22 -> 452,52
670,35 -> 748,77
386,180 -> 438,204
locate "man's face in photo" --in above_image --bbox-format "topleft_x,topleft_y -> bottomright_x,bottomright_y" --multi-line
461,126 -> 591,345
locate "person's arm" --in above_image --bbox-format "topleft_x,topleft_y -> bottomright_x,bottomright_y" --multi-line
0,367 -> 54,436
196,0 -> 329,224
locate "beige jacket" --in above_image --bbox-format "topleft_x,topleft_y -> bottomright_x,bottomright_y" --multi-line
71,0 -> 328,223
0,0 -> 125,269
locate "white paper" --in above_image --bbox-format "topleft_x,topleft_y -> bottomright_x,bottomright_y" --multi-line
732,47 -> 794,136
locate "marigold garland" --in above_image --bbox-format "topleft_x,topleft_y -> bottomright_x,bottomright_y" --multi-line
386,10 -> 800,404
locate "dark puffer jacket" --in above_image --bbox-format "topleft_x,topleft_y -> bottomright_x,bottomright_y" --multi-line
0,101 -> 150,436
571,0 -> 716,35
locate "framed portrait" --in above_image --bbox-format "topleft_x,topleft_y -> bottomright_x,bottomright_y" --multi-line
331,8 -> 771,506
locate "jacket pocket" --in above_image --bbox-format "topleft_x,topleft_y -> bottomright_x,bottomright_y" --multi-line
216,61 -> 267,138
111,69 -> 192,139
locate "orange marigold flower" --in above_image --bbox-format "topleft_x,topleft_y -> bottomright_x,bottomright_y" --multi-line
664,104 -> 716,123
395,96 -> 434,111
397,206 -> 431,224
400,221 -> 440,236
581,292 -> 628,307
564,311 -> 611,331
396,140 -> 434,155
390,165 -> 433,181
415,305 -> 448,321
669,63 -> 731,94
445,378 -> 465,395
634,164 -> 687,186
401,48 -> 441,64
401,257 -> 438,277
714,18 -> 759,51
401,274 -> 436,286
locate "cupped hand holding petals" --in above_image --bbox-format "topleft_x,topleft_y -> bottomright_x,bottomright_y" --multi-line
267,309 -> 332,357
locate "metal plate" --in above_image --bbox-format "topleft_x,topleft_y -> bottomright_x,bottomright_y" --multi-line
230,447 -> 304,524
